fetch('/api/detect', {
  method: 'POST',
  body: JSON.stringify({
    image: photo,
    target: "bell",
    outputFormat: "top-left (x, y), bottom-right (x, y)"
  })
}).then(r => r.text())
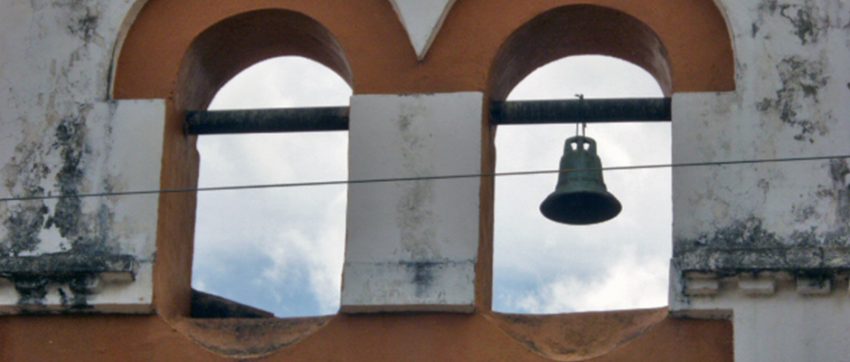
top-left (540, 136), bottom-right (622, 225)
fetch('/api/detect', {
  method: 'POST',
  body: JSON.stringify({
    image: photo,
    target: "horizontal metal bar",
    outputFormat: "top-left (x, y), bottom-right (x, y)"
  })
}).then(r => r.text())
top-left (185, 98), bottom-right (671, 135)
top-left (186, 107), bottom-right (349, 135)
top-left (491, 98), bottom-right (671, 125)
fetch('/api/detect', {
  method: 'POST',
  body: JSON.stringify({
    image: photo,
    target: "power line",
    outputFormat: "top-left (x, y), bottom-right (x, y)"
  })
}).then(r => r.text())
top-left (0, 154), bottom-right (847, 203)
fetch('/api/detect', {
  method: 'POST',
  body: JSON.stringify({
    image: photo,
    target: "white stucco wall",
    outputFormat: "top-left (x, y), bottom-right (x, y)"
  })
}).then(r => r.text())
top-left (0, 0), bottom-right (162, 313)
top-left (341, 93), bottom-right (482, 313)
top-left (671, 1), bottom-right (850, 361)
top-left (0, 0), bottom-right (849, 359)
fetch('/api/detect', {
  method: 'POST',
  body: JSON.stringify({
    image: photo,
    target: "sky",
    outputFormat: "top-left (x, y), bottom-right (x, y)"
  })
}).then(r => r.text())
top-left (193, 55), bottom-right (669, 317)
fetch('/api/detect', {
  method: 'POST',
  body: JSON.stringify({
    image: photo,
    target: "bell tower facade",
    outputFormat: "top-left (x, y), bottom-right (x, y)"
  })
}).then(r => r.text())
top-left (1, 1), bottom-right (848, 361)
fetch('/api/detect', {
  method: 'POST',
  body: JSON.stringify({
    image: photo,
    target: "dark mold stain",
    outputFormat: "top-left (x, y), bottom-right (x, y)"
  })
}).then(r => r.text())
top-left (752, 0), bottom-right (778, 38)
top-left (46, 115), bottom-right (86, 246)
top-left (829, 159), bottom-right (850, 227)
top-left (3, 202), bottom-right (49, 256)
top-left (796, 271), bottom-right (832, 286)
top-left (755, 56), bottom-right (829, 143)
top-left (675, 213), bottom-right (850, 274)
top-left (2, 111), bottom-right (124, 308)
top-left (395, 108), bottom-right (438, 261)
top-left (832, 159), bottom-right (850, 186)
top-left (759, 0), bottom-right (780, 14)
top-left (67, 9), bottom-right (98, 42)
top-left (408, 261), bottom-right (439, 297)
top-left (187, 317), bottom-right (332, 358)
top-left (0, 252), bottom-right (137, 309)
top-left (753, 0), bottom-right (828, 44)
top-left (14, 277), bottom-right (48, 306)
top-left (68, 275), bottom-right (96, 308)
top-left (43, 114), bottom-right (117, 255)
top-left (2, 142), bottom-right (52, 257)
top-left (62, 0), bottom-right (101, 43)
top-left (778, 1), bottom-right (828, 45)
top-left (675, 217), bottom-right (783, 255)
top-left (792, 204), bottom-right (818, 223)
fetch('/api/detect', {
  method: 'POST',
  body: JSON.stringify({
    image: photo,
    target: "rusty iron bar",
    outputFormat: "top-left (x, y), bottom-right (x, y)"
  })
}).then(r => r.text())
top-left (491, 97), bottom-right (671, 125)
top-left (185, 98), bottom-right (671, 135)
top-left (185, 106), bottom-right (350, 135)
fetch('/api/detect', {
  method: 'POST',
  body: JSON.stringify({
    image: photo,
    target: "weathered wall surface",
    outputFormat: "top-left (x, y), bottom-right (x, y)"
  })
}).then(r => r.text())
top-left (342, 93), bottom-right (482, 312)
top-left (0, 0), bottom-right (162, 312)
top-left (0, 0), bottom-right (847, 360)
top-left (671, 0), bottom-right (850, 360)
top-left (673, 0), bottom-right (850, 293)
top-left (673, 0), bottom-right (850, 266)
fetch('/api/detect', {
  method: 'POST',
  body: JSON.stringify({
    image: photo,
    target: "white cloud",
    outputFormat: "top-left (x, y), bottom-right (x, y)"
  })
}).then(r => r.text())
top-left (507, 250), bottom-right (669, 313)
top-left (192, 57), bottom-right (351, 316)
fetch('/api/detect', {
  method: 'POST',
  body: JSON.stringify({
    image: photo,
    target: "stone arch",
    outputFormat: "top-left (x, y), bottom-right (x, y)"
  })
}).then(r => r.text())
top-left (489, 3), bottom-right (735, 100)
top-left (112, 4), bottom-right (353, 318)
top-left (174, 10), bottom-right (352, 110)
top-left (484, 2), bottom-right (734, 312)
top-left (114, 7), bottom-right (352, 107)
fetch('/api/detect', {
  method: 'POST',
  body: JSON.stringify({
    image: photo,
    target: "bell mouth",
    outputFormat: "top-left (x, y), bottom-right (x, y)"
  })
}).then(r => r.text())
top-left (540, 191), bottom-right (622, 225)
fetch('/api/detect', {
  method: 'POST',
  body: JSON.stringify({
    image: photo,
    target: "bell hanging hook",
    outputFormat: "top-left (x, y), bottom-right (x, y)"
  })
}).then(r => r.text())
top-left (574, 94), bottom-right (588, 138)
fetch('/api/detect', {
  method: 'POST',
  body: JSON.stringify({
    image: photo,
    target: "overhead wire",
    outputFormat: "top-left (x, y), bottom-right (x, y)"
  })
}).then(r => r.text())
top-left (0, 154), bottom-right (847, 203)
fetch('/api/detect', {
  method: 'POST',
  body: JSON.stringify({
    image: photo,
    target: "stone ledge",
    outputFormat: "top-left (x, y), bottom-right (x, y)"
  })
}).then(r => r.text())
top-left (0, 252), bottom-right (137, 277)
top-left (674, 245), bottom-right (850, 272)
top-left (341, 260), bottom-right (476, 313)
top-left (681, 271), bottom-right (847, 298)
top-left (0, 252), bottom-right (138, 309)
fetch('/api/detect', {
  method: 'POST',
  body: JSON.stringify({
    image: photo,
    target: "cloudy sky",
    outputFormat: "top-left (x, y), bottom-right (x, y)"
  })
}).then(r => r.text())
top-left (193, 55), bottom-right (669, 317)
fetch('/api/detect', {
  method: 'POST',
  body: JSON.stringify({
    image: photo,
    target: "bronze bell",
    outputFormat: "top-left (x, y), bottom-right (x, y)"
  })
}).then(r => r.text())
top-left (540, 136), bottom-right (622, 225)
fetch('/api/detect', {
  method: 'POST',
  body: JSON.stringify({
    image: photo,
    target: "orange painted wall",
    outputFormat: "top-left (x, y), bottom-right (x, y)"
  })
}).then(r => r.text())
top-left (0, 309), bottom-right (732, 361)
top-left (114, 0), bottom-right (733, 99)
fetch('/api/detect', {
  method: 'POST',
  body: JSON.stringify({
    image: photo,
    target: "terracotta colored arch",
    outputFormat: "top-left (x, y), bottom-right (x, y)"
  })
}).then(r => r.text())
top-left (488, 2), bottom-right (735, 100)
top-left (174, 9), bottom-right (352, 110)
top-left (116, 7), bottom-right (352, 109)
top-left (112, 5), bottom-right (355, 318)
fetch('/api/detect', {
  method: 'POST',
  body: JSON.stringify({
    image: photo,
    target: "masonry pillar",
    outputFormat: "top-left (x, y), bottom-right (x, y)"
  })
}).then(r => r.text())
top-left (341, 93), bottom-right (483, 313)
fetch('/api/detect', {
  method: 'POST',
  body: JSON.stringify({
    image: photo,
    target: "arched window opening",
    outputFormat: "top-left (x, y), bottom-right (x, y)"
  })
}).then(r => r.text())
top-left (192, 56), bottom-right (352, 318)
top-left (493, 55), bottom-right (670, 313)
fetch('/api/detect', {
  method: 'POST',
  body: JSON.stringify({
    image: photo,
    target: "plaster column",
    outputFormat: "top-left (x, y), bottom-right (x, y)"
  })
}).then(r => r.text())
top-left (341, 93), bottom-right (483, 313)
